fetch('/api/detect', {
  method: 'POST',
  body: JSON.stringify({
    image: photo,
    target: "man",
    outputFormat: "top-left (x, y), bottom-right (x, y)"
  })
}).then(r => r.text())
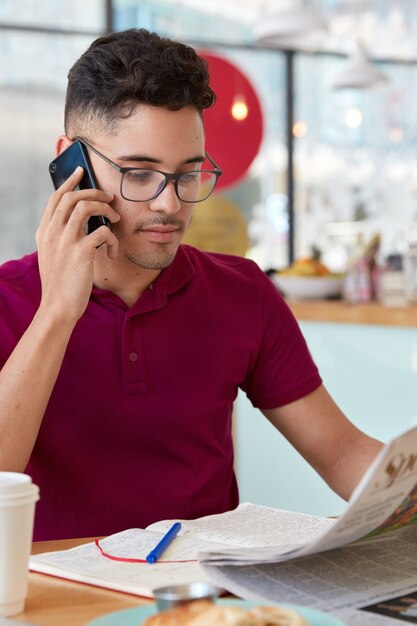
top-left (0, 29), bottom-right (382, 540)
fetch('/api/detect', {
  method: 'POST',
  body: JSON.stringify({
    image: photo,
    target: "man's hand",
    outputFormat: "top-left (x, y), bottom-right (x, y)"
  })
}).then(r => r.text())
top-left (36, 166), bottom-right (120, 324)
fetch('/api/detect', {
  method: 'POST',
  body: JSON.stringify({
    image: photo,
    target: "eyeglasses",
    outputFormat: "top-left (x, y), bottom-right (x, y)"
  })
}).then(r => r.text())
top-left (75, 138), bottom-right (222, 203)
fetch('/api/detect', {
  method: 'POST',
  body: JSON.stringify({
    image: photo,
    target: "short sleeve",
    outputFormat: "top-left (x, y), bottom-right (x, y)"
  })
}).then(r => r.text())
top-left (0, 254), bottom-right (41, 368)
top-left (241, 269), bottom-right (322, 409)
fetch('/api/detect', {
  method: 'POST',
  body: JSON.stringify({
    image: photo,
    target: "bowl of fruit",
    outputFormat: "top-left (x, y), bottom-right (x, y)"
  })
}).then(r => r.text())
top-left (272, 256), bottom-right (344, 300)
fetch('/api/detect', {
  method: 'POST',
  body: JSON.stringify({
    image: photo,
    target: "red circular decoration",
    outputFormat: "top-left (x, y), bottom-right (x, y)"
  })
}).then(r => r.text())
top-left (200, 52), bottom-right (264, 190)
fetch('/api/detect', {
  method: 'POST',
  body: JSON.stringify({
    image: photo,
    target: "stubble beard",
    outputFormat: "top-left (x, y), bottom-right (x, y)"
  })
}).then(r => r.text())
top-left (120, 215), bottom-right (192, 270)
top-left (122, 245), bottom-right (178, 270)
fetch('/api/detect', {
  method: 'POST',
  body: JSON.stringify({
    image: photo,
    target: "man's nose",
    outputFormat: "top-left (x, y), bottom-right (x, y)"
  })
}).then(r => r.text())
top-left (148, 180), bottom-right (181, 214)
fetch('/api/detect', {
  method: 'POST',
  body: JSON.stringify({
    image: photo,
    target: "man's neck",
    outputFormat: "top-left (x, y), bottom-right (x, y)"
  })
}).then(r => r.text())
top-left (93, 254), bottom-right (162, 308)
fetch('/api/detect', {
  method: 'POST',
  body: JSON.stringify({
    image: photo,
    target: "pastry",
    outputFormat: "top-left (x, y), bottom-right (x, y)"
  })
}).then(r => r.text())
top-left (143, 599), bottom-right (262, 625)
top-left (248, 605), bottom-right (309, 626)
top-left (143, 601), bottom-right (214, 626)
top-left (143, 600), bottom-right (308, 626)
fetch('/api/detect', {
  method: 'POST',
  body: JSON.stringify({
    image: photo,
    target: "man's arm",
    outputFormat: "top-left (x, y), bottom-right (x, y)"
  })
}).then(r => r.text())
top-left (0, 168), bottom-right (119, 471)
top-left (262, 384), bottom-right (383, 501)
top-left (0, 311), bottom-right (76, 471)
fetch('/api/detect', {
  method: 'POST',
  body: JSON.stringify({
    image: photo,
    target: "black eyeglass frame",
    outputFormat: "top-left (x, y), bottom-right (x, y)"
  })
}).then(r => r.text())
top-left (74, 137), bottom-right (222, 203)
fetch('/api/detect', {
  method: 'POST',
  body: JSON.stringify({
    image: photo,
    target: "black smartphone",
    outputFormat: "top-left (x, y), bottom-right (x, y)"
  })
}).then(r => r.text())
top-left (49, 140), bottom-right (111, 234)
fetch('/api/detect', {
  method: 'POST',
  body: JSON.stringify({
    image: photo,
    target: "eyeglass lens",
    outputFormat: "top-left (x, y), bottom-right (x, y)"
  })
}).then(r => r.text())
top-left (122, 169), bottom-right (218, 203)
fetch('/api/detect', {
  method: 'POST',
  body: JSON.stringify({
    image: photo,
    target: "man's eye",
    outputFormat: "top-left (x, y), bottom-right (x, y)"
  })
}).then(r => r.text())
top-left (180, 172), bottom-right (200, 184)
top-left (126, 170), bottom-right (155, 183)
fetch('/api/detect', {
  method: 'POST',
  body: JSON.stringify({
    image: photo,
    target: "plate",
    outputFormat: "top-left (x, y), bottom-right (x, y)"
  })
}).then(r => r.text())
top-left (272, 275), bottom-right (344, 300)
top-left (85, 598), bottom-right (346, 625)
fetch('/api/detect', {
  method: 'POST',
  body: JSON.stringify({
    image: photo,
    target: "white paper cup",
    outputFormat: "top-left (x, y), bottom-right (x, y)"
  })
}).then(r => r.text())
top-left (0, 472), bottom-right (39, 617)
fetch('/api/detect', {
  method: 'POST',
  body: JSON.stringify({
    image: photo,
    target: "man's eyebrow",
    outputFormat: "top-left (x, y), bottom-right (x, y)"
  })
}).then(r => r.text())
top-left (116, 154), bottom-right (206, 165)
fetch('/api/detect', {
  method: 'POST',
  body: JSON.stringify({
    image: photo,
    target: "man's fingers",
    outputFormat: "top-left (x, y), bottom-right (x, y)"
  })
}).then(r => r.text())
top-left (81, 226), bottom-right (119, 259)
top-left (38, 195), bottom-right (117, 249)
top-left (39, 167), bottom-right (115, 232)
top-left (65, 199), bottom-right (119, 231)
top-left (40, 166), bottom-right (85, 227)
top-left (54, 191), bottom-right (116, 226)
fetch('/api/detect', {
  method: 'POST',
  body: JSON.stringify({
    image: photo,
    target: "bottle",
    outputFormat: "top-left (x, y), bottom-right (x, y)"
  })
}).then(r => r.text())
top-left (404, 243), bottom-right (417, 304)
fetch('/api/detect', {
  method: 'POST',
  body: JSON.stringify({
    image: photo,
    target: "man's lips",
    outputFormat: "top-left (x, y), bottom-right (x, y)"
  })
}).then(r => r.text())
top-left (138, 223), bottom-right (183, 242)
top-left (141, 225), bottom-right (179, 233)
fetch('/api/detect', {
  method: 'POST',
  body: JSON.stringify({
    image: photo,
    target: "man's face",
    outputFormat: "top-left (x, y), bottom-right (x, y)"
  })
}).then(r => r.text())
top-left (84, 104), bottom-right (205, 270)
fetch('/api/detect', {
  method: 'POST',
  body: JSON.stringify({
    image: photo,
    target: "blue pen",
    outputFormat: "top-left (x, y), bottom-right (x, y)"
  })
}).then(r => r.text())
top-left (146, 522), bottom-right (182, 564)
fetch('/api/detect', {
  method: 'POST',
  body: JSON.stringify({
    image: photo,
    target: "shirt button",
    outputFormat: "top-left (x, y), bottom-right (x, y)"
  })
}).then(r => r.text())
top-left (129, 352), bottom-right (138, 362)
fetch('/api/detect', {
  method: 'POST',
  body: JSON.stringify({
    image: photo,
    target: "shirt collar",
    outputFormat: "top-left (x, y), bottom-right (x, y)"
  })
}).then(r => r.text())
top-left (127, 244), bottom-right (195, 316)
top-left (91, 245), bottom-right (195, 316)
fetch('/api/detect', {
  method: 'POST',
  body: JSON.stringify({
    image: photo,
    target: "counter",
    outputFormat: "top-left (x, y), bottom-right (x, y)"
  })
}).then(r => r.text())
top-left (288, 300), bottom-right (417, 327)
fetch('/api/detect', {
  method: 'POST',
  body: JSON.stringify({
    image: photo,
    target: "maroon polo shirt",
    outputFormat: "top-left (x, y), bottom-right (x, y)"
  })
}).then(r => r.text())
top-left (0, 245), bottom-right (321, 540)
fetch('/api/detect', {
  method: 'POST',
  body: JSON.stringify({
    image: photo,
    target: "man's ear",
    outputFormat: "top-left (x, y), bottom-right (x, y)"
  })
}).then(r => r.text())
top-left (55, 135), bottom-right (73, 156)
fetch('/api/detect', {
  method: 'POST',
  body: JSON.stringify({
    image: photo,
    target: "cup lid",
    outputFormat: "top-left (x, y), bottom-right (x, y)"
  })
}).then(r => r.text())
top-left (0, 472), bottom-right (33, 496)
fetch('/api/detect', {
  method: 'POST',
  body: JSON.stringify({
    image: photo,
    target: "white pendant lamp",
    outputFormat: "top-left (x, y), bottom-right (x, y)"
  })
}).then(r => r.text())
top-left (332, 40), bottom-right (388, 90)
top-left (254, 0), bottom-right (327, 46)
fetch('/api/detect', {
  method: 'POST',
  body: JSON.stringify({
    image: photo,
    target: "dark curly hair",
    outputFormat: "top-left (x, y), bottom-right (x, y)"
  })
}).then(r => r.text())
top-left (64, 28), bottom-right (216, 136)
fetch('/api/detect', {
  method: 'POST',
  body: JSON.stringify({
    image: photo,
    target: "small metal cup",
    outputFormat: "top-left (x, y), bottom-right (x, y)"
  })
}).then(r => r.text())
top-left (153, 582), bottom-right (220, 612)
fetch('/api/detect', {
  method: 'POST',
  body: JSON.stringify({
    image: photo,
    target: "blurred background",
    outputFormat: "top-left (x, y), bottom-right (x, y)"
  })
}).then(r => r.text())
top-left (3, 0), bottom-right (417, 271)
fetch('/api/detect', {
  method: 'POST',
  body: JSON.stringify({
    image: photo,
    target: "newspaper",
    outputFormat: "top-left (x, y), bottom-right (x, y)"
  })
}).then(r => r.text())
top-left (200, 424), bottom-right (417, 624)
top-left (29, 504), bottom-right (336, 597)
